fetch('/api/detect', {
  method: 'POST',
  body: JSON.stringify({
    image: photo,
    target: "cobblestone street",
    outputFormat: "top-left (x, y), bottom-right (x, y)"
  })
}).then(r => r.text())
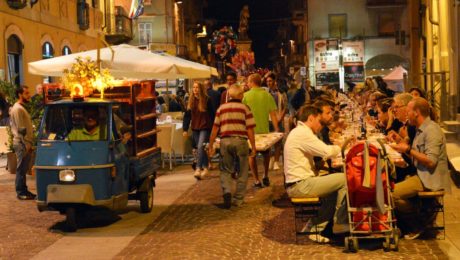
top-left (0, 165), bottom-right (64, 259)
top-left (115, 168), bottom-right (448, 259)
top-left (0, 158), bottom-right (458, 259)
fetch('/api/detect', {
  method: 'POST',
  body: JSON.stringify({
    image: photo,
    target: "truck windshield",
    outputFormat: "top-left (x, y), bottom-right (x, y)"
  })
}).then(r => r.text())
top-left (39, 104), bottom-right (108, 141)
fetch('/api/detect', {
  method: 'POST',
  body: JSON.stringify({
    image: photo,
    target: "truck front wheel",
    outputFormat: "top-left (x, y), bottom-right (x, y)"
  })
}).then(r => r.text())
top-left (65, 207), bottom-right (78, 232)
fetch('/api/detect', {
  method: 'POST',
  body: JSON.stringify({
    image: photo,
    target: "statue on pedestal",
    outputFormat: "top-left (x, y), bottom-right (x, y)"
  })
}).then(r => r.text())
top-left (238, 5), bottom-right (250, 41)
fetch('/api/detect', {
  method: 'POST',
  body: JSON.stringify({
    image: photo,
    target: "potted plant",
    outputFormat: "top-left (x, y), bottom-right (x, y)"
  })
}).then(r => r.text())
top-left (0, 80), bottom-right (17, 174)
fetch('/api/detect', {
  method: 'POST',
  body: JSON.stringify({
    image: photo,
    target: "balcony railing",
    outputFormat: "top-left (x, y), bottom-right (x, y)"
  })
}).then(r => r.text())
top-left (367, 0), bottom-right (407, 7)
top-left (105, 6), bottom-right (133, 44)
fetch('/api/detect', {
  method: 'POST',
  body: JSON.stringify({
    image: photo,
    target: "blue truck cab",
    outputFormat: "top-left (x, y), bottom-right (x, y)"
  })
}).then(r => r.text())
top-left (35, 80), bottom-right (161, 231)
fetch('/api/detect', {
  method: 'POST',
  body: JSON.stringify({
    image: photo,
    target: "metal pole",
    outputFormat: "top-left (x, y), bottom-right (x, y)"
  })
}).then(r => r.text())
top-left (441, 72), bottom-right (448, 120)
top-left (97, 32), bottom-right (101, 70)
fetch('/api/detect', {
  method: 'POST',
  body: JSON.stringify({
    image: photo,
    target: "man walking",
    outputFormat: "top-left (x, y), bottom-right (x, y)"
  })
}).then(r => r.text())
top-left (243, 73), bottom-right (278, 187)
top-left (208, 85), bottom-right (256, 208)
top-left (10, 86), bottom-right (36, 200)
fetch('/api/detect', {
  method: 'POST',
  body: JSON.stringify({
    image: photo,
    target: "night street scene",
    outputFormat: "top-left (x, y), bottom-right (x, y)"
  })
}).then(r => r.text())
top-left (2, 0), bottom-right (460, 259)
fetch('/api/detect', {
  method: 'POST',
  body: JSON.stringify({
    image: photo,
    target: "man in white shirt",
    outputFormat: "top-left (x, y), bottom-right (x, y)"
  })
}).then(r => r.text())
top-left (284, 105), bottom-right (348, 243)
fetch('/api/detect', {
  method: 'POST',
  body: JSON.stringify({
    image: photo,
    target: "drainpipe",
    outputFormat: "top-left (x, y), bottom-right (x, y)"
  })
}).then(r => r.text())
top-left (102, 0), bottom-right (107, 31)
top-left (427, 0), bottom-right (439, 26)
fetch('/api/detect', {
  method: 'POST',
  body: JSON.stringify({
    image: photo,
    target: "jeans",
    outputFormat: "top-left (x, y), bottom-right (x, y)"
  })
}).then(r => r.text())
top-left (287, 173), bottom-right (348, 232)
top-left (192, 129), bottom-right (210, 169)
top-left (14, 142), bottom-right (31, 195)
top-left (219, 137), bottom-right (249, 203)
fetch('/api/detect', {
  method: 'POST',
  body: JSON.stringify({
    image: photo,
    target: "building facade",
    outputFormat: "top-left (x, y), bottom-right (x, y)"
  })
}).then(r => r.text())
top-left (307, 0), bottom-right (411, 87)
top-left (417, 0), bottom-right (459, 121)
top-left (129, 0), bottom-right (204, 61)
top-left (0, 0), bottom-right (105, 91)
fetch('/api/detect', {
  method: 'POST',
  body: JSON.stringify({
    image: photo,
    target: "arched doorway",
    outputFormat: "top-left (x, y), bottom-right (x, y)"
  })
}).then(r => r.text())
top-left (365, 54), bottom-right (409, 77)
top-left (7, 34), bottom-right (23, 86)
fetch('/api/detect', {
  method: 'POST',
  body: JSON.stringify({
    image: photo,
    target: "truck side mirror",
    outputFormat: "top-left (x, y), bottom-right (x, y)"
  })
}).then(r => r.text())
top-left (18, 127), bottom-right (27, 136)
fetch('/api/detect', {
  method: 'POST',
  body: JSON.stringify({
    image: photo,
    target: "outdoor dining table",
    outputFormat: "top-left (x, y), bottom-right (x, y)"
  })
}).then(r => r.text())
top-left (330, 118), bottom-right (404, 168)
top-left (214, 132), bottom-right (284, 152)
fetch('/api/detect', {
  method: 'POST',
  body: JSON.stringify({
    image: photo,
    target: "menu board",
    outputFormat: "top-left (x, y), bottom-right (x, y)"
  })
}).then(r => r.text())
top-left (314, 40), bottom-right (340, 71)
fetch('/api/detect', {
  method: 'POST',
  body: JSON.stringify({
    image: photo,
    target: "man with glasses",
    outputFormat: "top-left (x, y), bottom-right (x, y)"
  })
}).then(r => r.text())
top-left (387, 93), bottom-right (418, 183)
top-left (388, 93), bottom-right (416, 145)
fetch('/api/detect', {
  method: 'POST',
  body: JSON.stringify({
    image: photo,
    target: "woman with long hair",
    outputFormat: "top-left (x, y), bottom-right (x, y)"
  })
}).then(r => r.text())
top-left (183, 81), bottom-right (214, 180)
top-left (376, 98), bottom-right (403, 134)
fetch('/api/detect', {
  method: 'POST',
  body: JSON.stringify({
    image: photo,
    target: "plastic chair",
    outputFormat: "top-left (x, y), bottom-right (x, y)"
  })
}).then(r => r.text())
top-left (157, 124), bottom-right (175, 170)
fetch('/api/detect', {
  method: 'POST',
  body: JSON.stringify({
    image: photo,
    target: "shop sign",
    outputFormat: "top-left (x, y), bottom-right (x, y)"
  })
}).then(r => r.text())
top-left (315, 72), bottom-right (340, 86)
top-left (314, 40), bottom-right (340, 72)
top-left (342, 41), bottom-right (364, 62)
top-left (342, 41), bottom-right (364, 82)
top-left (344, 62), bottom-right (365, 82)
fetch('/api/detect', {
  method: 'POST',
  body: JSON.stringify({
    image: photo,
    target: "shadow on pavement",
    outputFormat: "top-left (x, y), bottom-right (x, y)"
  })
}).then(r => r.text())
top-left (140, 203), bottom-right (232, 234)
top-left (49, 207), bottom-right (121, 233)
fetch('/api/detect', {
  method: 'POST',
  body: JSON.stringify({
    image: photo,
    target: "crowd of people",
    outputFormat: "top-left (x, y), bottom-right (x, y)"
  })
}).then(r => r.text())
top-left (177, 71), bottom-right (451, 243)
top-left (1, 71), bottom-right (451, 244)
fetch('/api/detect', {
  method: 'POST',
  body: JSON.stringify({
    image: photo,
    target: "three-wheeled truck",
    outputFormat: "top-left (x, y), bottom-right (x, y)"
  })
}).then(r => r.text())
top-left (34, 80), bottom-right (161, 231)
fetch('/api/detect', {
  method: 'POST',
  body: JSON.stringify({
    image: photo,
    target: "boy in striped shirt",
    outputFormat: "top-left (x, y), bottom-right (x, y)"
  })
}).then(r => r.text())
top-left (209, 85), bottom-right (256, 209)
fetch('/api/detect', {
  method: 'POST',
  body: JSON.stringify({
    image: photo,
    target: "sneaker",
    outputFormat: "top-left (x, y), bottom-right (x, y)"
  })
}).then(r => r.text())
top-left (200, 168), bottom-right (208, 179)
top-left (253, 182), bottom-right (263, 188)
top-left (223, 193), bottom-right (232, 209)
top-left (273, 161), bottom-right (280, 170)
top-left (404, 231), bottom-right (423, 240)
top-left (17, 192), bottom-right (36, 200)
top-left (262, 176), bottom-right (270, 187)
top-left (309, 234), bottom-right (330, 243)
top-left (193, 169), bottom-right (202, 180)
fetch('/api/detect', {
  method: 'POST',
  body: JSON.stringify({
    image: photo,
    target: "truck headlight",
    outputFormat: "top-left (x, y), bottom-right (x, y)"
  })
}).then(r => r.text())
top-left (59, 169), bottom-right (75, 182)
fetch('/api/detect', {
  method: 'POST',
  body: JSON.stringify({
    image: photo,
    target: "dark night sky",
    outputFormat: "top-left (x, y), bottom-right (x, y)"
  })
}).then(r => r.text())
top-left (203, 0), bottom-right (290, 68)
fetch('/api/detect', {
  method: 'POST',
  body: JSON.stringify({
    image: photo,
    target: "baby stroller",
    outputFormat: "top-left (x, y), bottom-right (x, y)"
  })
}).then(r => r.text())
top-left (341, 139), bottom-right (399, 252)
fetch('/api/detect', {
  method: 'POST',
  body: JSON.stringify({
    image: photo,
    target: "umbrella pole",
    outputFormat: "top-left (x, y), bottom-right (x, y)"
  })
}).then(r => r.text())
top-left (97, 32), bottom-right (101, 71)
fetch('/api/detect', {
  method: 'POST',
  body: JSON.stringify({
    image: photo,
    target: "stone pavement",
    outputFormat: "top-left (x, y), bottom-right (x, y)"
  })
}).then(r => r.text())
top-left (0, 162), bottom-right (64, 259)
top-left (1, 156), bottom-right (459, 259)
top-left (114, 166), bottom-right (454, 259)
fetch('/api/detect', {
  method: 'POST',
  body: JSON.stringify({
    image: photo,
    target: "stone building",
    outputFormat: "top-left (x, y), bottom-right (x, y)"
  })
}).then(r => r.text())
top-left (0, 0), bottom-right (108, 91)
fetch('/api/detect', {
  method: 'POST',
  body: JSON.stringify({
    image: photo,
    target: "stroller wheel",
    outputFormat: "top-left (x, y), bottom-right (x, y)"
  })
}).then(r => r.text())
top-left (383, 236), bottom-right (391, 252)
top-left (391, 231), bottom-right (400, 251)
top-left (345, 237), bottom-right (358, 253)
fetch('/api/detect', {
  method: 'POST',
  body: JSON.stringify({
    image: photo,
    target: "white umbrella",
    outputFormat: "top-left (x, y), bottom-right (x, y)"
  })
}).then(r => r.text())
top-left (28, 44), bottom-right (218, 80)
